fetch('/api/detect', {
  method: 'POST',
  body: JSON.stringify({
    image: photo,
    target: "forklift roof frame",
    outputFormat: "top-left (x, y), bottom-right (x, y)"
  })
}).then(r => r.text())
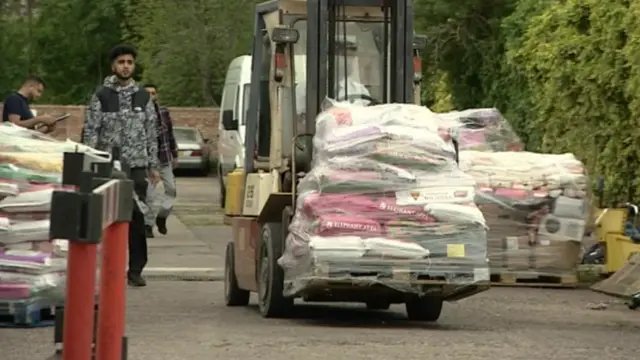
top-left (244, 0), bottom-right (415, 174)
top-left (305, 0), bottom-right (414, 132)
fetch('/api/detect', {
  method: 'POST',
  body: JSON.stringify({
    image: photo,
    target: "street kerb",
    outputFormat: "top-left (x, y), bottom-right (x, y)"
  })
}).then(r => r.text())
top-left (143, 267), bottom-right (224, 281)
top-left (144, 216), bottom-right (225, 281)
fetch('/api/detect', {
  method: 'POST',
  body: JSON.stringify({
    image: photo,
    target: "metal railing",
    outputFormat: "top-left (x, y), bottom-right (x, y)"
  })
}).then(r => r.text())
top-left (48, 147), bottom-right (133, 360)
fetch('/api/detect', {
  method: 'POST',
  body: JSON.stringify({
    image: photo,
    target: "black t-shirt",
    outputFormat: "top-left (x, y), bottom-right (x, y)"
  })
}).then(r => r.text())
top-left (2, 92), bottom-right (33, 123)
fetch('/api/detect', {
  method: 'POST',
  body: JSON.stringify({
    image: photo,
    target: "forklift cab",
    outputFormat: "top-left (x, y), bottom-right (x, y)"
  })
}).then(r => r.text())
top-left (294, 35), bottom-right (377, 121)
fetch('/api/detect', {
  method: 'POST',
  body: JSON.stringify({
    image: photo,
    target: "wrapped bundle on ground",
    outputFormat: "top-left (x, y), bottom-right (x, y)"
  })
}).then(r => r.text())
top-left (279, 101), bottom-right (489, 296)
top-left (458, 150), bottom-right (587, 283)
top-left (0, 123), bottom-right (108, 314)
top-left (0, 249), bottom-right (66, 301)
top-left (438, 108), bottom-right (523, 152)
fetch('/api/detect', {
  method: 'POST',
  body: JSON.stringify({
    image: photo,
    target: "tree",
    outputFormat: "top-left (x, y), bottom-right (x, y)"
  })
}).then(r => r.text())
top-left (32, 0), bottom-right (126, 104)
top-left (126, 0), bottom-right (258, 107)
top-left (415, 0), bottom-right (516, 110)
top-left (0, 0), bottom-right (33, 98)
top-left (511, 0), bottom-right (640, 201)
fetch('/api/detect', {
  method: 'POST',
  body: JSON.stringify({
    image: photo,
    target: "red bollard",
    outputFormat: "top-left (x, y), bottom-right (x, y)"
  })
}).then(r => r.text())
top-left (96, 222), bottom-right (129, 360)
top-left (62, 242), bottom-right (99, 360)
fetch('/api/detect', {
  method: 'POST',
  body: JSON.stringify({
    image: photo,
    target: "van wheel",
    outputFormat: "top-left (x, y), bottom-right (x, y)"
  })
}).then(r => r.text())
top-left (224, 242), bottom-right (250, 306)
top-left (405, 296), bottom-right (443, 322)
top-left (218, 165), bottom-right (226, 208)
top-left (257, 222), bottom-right (293, 318)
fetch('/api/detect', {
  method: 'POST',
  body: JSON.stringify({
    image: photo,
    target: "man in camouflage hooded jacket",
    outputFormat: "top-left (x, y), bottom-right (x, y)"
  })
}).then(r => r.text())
top-left (82, 44), bottom-right (160, 287)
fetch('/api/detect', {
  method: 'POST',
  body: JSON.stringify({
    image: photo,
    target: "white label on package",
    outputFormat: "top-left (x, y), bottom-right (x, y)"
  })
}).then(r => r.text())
top-left (505, 237), bottom-right (519, 250)
top-left (474, 267), bottom-right (490, 282)
top-left (395, 186), bottom-right (475, 206)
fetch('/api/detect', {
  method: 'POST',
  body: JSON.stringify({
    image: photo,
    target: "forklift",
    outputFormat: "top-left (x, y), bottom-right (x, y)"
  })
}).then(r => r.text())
top-left (221, 0), bottom-right (490, 321)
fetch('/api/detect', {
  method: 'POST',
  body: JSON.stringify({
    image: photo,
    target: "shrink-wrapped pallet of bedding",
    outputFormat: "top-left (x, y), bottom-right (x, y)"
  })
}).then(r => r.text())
top-left (442, 108), bottom-right (586, 285)
top-left (278, 101), bottom-right (489, 296)
top-left (458, 150), bottom-right (586, 284)
top-left (0, 123), bottom-right (107, 325)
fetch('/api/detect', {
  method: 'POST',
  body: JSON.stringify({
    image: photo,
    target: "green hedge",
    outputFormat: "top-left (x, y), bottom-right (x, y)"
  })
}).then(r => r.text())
top-left (417, 0), bottom-right (640, 203)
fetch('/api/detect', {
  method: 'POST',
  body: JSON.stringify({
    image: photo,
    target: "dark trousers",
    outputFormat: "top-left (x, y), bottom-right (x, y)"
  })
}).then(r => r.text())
top-left (128, 167), bottom-right (148, 275)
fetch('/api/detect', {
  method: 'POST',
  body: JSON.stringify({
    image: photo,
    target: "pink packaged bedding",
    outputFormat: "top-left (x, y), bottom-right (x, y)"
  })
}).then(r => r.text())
top-left (0, 249), bottom-right (64, 274)
top-left (0, 271), bottom-right (65, 299)
top-left (301, 192), bottom-right (379, 217)
top-left (317, 170), bottom-right (399, 193)
top-left (373, 197), bottom-right (437, 223)
top-left (313, 214), bottom-right (383, 237)
top-left (324, 125), bottom-right (383, 145)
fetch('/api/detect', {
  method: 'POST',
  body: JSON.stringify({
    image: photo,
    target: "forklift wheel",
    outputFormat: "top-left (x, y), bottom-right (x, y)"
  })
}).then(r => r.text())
top-left (224, 242), bottom-right (250, 306)
top-left (405, 296), bottom-right (443, 322)
top-left (366, 300), bottom-right (391, 310)
top-left (257, 222), bottom-right (294, 318)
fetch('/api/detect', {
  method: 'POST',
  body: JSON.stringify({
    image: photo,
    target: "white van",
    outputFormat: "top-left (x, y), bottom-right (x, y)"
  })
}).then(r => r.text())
top-left (217, 55), bottom-right (252, 205)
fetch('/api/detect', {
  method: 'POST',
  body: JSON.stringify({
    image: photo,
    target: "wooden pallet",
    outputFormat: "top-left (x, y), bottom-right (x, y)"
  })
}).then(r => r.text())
top-left (0, 300), bottom-right (56, 328)
top-left (490, 269), bottom-right (578, 288)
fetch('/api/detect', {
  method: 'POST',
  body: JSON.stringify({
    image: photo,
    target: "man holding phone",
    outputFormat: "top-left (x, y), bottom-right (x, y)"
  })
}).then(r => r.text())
top-left (2, 75), bottom-right (58, 133)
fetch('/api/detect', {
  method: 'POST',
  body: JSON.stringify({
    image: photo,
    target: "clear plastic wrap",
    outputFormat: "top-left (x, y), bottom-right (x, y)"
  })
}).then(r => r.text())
top-left (458, 150), bottom-right (587, 281)
top-left (279, 101), bottom-right (489, 296)
top-left (433, 108), bottom-right (586, 282)
top-left (438, 108), bottom-right (524, 152)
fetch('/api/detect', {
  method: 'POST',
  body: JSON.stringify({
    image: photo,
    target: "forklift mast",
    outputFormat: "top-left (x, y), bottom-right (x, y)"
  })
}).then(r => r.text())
top-left (304, 0), bottom-right (415, 135)
top-left (242, 0), bottom-right (419, 177)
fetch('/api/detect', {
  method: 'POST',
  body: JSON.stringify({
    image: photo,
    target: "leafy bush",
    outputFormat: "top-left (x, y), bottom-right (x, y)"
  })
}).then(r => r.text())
top-left (418, 0), bottom-right (640, 203)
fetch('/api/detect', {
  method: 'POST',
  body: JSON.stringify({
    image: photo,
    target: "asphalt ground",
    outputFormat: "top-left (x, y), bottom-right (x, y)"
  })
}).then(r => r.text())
top-left (0, 176), bottom-right (638, 360)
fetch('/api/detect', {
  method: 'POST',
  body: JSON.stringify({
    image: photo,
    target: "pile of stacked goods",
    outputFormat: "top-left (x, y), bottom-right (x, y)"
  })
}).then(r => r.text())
top-left (439, 108), bottom-right (524, 152)
top-left (444, 109), bottom-right (588, 283)
top-left (278, 101), bottom-right (489, 296)
top-left (0, 124), bottom-right (107, 326)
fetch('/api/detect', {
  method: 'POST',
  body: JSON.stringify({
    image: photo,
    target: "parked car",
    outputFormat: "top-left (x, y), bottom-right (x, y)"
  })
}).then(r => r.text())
top-left (174, 126), bottom-right (211, 175)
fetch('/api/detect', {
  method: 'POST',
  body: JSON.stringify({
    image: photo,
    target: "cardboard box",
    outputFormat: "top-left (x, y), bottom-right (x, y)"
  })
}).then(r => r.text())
top-left (504, 235), bottom-right (533, 270)
top-left (487, 236), bottom-right (505, 268)
top-left (532, 236), bottom-right (581, 271)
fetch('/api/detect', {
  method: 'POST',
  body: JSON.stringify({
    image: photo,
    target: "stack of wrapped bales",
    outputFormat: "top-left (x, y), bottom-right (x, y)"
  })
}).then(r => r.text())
top-left (278, 101), bottom-right (489, 296)
top-left (0, 124), bottom-right (106, 325)
top-left (445, 108), bottom-right (587, 283)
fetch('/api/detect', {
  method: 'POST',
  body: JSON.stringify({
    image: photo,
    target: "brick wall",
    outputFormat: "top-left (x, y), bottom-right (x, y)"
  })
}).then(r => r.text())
top-left (0, 105), bottom-right (221, 156)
